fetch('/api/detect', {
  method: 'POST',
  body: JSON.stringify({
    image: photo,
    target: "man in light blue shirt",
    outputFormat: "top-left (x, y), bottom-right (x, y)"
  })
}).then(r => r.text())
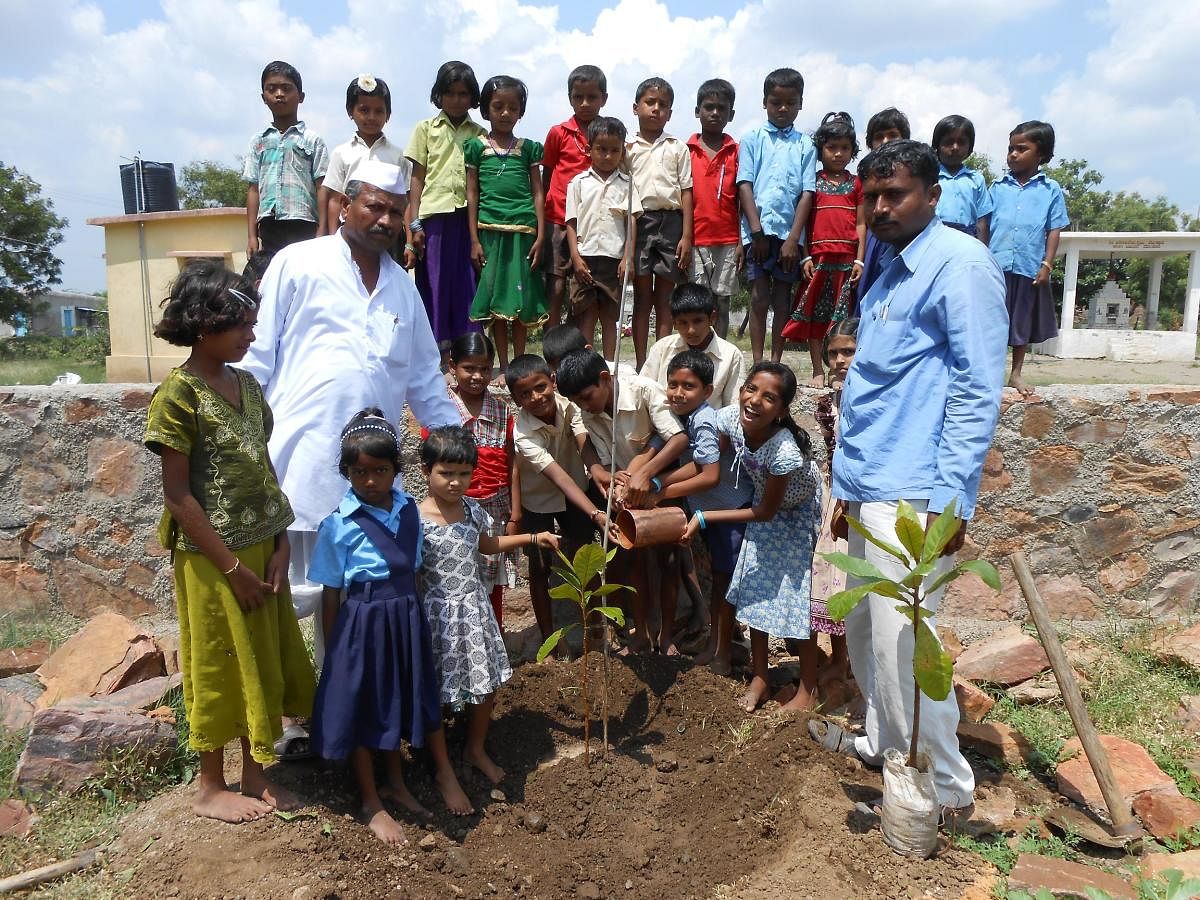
top-left (821, 140), bottom-right (1007, 823)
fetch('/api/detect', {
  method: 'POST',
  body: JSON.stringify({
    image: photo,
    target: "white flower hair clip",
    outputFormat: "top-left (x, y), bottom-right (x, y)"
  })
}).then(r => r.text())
top-left (356, 74), bottom-right (377, 93)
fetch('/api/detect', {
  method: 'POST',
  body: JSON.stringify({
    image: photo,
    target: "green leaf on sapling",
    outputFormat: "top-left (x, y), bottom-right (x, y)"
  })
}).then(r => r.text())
top-left (536, 627), bottom-right (569, 662)
top-left (820, 552), bottom-right (891, 581)
top-left (846, 516), bottom-right (910, 565)
top-left (920, 502), bottom-right (961, 565)
top-left (913, 618), bottom-right (953, 701)
top-left (894, 500), bottom-right (926, 563)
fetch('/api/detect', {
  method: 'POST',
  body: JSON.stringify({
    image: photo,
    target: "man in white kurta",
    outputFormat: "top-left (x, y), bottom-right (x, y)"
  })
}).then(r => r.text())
top-left (243, 161), bottom-right (457, 662)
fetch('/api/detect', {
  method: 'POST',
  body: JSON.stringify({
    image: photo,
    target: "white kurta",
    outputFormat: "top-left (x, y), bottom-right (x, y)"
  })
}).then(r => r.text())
top-left (243, 232), bottom-right (458, 532)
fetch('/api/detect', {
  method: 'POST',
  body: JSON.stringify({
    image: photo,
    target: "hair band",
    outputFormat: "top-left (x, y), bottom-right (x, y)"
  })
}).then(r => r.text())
top-left (342, 423), bottom-right (396, 438)
top-left (228, 288), bottom-right (258, 310)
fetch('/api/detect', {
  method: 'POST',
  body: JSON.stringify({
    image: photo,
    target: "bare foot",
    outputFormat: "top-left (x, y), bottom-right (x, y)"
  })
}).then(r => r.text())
top-left (708, 655), bottom-right (733, 678)
top-left (779, 685), bottom-right (819, 713)
top-left (659, 639), bottom-right (681, 658)
top-left (379, 782), bottom-right (433, 821)
top-left (463, 747), bottom-right (506, 784)
top-left (616, 635), bottom-right (652, 657)
top-left (1007, 374), bottom-right (1034, 398)
top-left (435, 767), bottom-right (475, 816)
top-left (241, 769), bottom-right (302, 812)
top-left (194, 785), bottom-right (272, 823)
top-left (739, 676), bottom-right (770, 712)
top-left (363, 804), bottom-right (408, 845)
top-left (806, 374), bottom-right (825, 389)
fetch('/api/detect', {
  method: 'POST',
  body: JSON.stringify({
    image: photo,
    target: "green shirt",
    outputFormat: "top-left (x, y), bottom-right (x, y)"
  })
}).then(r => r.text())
top-left (464, 136), bottom-right (543, 231)
top-left (405, 111), bottom-right (486, 216)
top-left (145, 367), bottom-right (294, 552)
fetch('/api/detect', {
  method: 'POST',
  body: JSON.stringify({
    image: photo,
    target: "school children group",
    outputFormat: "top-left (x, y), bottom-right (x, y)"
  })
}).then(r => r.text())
top-left (146, 56), bottom-right (1069, 843)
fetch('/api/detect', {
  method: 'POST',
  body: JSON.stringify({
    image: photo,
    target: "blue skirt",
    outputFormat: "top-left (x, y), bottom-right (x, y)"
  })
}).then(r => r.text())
top-left (311, 579), bottom-right (442, 759)
top-left (1005, 271), bottom-right (1058, 347)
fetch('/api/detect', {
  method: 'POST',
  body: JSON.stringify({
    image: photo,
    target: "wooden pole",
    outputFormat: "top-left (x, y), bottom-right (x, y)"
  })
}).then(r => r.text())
top-left (1009, 552), bottom-right (1139, 837)
top-left (0, 846), bottom-right (102, 894)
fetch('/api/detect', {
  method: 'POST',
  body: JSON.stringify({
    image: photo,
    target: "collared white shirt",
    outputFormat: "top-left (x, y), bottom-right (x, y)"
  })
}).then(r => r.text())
top-left (323, 133), bottom-right (410, 196)
top-left (512, 393), bottom-right (590, 514)
top-left (565, 168), bottom-right (642, 260)
top-left (640, 331), bottom-right (747, 409)
top-left (243, 233), bottom-right (459, 531)
top-left (626, 132), bottom-right (692, 211)
top-left (579, 372), bottom-right (682, 470)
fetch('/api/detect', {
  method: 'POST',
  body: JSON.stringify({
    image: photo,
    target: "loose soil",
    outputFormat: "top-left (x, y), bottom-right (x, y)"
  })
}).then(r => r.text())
top-left (102, 655), bottom-right (996, 899)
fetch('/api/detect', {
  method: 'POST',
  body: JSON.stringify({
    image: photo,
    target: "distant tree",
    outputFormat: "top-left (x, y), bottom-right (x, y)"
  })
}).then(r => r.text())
top-left (964, 152), bottom-right (998, 185)
top-left (179, 159), bottom-right (246, 209)
top-left (0, 162), bottom-right (67, 326)
top-left (1045, 158), bottom-right (1197, 327)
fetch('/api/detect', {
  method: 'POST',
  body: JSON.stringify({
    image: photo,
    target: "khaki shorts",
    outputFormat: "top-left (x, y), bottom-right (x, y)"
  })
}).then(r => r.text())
top-left (569, 255), bottom-right (621, 315)
top-left (689, 244), bottom-right (740, 296)
top-left (634, 209), bottom-right (684, 280)
top-left (544, 222), bottom-right (573, 278)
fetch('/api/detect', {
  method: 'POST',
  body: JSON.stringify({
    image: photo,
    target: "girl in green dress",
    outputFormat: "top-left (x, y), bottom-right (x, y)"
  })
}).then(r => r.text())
top-left (144, 260), bottom-right (315, 824)
top-left (465, 75), bottom-right (547, 371)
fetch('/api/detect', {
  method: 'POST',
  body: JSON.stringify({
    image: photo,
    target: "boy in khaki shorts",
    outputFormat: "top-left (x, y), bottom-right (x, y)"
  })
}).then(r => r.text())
top-left (687, 78), bottom-right (741, 338)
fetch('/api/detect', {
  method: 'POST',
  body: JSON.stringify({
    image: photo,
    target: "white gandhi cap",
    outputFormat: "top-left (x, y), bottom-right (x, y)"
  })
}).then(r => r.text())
top-left (351, 160), bottom-right (409, 195)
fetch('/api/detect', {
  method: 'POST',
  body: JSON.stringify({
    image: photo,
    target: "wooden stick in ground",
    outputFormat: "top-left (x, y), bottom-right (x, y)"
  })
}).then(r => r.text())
top-left (0, 846), bottom-right (102, 894)
top-left (1009, 551), bottom-right (1140, 838)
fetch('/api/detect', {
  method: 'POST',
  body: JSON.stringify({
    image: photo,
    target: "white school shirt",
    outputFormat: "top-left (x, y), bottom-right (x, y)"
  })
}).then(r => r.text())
top-left (242, 233), bottom-right (458, 531)
top-left (626, 132), bottom-right (692, 211)
top-left (323, 133), bottom-right (410, 196)
top-left (564, 168), bottom-right (642, 260)
top-left (640, 331), bottom-right (747, 410)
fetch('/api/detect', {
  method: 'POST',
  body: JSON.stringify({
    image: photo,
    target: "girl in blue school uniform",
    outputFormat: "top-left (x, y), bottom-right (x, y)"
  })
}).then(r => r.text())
top-left (931, 115), bottom-right (992, 244)
top-left (307, 408), bottom-right (474, 847)
top-left (988, 120), bottom-right (1069, 398)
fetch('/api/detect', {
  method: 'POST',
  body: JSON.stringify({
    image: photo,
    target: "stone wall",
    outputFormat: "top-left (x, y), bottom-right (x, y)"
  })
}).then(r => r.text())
top-left (1, 383), bottom-right (1197, 624)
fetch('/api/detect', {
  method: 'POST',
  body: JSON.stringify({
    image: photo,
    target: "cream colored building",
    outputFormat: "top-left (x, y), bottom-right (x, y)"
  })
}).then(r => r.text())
top-left (87, 208), bottom-right (247, 381)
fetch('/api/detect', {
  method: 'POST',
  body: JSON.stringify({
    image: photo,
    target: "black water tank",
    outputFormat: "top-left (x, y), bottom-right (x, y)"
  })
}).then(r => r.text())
top-left (119, 160), bottom-right (179, 214)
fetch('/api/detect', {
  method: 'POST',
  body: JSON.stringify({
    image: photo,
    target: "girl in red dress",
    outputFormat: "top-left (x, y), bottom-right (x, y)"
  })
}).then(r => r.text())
top-left (782, 112), bottom-right (867, 387)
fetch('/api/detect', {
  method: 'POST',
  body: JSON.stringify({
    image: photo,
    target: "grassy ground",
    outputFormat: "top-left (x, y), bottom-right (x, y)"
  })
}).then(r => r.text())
top-left (0, 358), bottom-right (106, 386)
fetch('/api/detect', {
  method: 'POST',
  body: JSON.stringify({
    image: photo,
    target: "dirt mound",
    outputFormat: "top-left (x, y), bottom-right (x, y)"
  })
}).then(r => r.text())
top-left (107, 657), bottom-right (990, 898)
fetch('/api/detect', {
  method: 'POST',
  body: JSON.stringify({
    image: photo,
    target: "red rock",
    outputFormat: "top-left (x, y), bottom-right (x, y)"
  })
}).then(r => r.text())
top-left (1108, 455), bottom-right (1187, 496)
top-left (0, 686), bottom-right (34, 730)
top-left (0, 640), bottom-right (49, 677)
top-left (1153, 623), bottom-right (1200, 672)
top-left (86, 436), bottom-right (145, 497)
top-left (1147, 387), bottom-right (1200, 405)
top-left (1056, 735), bottom-right (1176, 812)
top-left (1007, 674), bottom-right (1062, 705)
top-left (954, 677), bottom-right (995, 723)
top-left (72, 545), bottom-right (122, 571)
top-left (1007, 852), bottom-right (1135, 899)
top-left (16, 459), bottom-right (71, 507)
top-left (120, 388), bottom-right (153, 409)
top-left (1082, 508), bottom-right (1142, 561)
top-left (1150, 433), bottom-right (1198, 460)
top-left (956, 721), bottom-right (1032, 766)
top-left (1141, 847), bottom-right (1200, 881)
top-left (1176, 696), bottom-right (1200, 734)
top-left (155, 633), bottom-right (181, 676)
top-left (0, 561), bottom-right (49, 615)
top-left (1028, 445), bottom-right (1082, 496)
top-left (1143, 572), bottom-right (1198, 619)
top-left (109, 521), bottom-right (133, 544)
top-left (1067, 418), bottom-right (1127, 443)
top-left (64, 398), bottom-right (103, 423)
top-left (938, 625), bottom-right (964, 661)
top-left (1099, 553), bottom-right (1149, 594)
top-left (1133, 790), bottom-right (1200, 841)
top-left (36, 612), bottom-right (165, 708)
top-left (0, 799), bottom-right (35, 837)
top-left (1032, 574), bottom-right (1102, 620)
top-left (48, 558), bottom-right (155, 619)
top-left (980, 448), bottom-right (1012, 493)
top-left (102, 673), bottom-right (181, 710)
top-left (124, 562), bottom-right (157, 590)
top-left (67, 515), bottom-right (100, 537)
top-left (1148, 517), bottom-right (1200, 540)
top-left (1020, 403), bottom-right (1056, 438)
top-left (13, 700), bottom-right (177, 796)
top-left (955, 625), bottom-right (1050, 686)
top-left (942, 565), bottom-right (1023, 621)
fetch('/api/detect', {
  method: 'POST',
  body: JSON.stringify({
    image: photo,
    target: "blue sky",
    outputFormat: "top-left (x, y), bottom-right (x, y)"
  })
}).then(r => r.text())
top-left (0, 0), bottom-right (1195, 293)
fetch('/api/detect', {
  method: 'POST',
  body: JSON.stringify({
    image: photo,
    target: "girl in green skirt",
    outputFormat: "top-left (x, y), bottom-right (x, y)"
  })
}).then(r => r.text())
top-left (145, 260), bottom-right (315, 823)
top-left (465, 75), bottom-right (547, 371)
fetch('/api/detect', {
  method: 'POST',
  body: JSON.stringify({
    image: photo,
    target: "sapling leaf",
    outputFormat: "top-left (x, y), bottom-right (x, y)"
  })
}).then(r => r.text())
top-left (593, 606), bottom-right (626, 626)
top-left (913, 617), bottom-right (953, 701)
top-left (827, 580), bottom-right (891, 620)
top-left (572, 543), bottom-right (608, 587)
top-left (846, 516), bottom-right (910, 564)
top-left (893, 604), bottom-right (916, 623)
top-left (605, 547), bottom-right (619, 563)
top-left (900, 558), bottom-right (936, 589)
top-left (536, 627), bottom-right (570, 662)
top-left (550, 565), bottom-right (582, 591)
top-left (958, 558), bottom-right (1001, 590)
top-left (819, 552), bottom-right (891, 581)
top-left (894, 500), bottom-right (926, 563)
top-left (920, 502), bottom-right (961, 564)
top-left (548, 584), bottom-right (579, 601)
top-left (590, 583), bottom-right (627, 597)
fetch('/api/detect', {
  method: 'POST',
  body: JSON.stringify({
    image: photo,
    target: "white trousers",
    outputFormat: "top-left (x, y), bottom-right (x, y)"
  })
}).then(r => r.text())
top-left (288, 528), bottom-right (326, 668)
top-left (843, 500), bottom-right (975, 808)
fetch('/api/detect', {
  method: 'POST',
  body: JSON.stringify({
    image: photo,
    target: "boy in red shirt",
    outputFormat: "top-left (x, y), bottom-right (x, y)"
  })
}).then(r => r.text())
top-left (686, 79), bottom-right (741, 338)
top-left (542, 65), bottom-right (609, 328)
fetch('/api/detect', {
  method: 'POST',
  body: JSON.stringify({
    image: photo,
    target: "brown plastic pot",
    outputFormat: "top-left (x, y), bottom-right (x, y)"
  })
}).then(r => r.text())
top-left (615, 506), bottom-right (687, 549)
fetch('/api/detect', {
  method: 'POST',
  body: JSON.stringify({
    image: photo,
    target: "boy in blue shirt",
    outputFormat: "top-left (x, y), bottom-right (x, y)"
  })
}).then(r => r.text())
top-left (737, 68), bottom-right (816, 364)
top-left (243, 61), bottom-right (329, 257)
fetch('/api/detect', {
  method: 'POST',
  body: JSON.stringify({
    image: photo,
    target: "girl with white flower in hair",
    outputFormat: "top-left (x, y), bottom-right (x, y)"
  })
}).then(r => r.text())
top-left (319, 73), bottom-right (411, 234)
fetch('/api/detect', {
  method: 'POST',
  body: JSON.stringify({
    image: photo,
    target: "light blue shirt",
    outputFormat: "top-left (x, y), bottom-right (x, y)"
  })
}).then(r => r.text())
top-left (987, 170), bottom-right (1069, 278)
top-left (736, 122), bottom-right (817, 243)
top-left (832, 218), bottom-right (1007, 519)
top-left (307, 487), bottom-right (423, 589)
top-left (935, 165), bottom-right (993, 228)
top-left (680, 402), bottom-right (754, 513)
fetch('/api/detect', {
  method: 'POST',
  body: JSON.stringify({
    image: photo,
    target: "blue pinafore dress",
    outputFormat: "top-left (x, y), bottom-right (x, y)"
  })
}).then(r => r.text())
top-left (311, 503), bottom-right (442, 759)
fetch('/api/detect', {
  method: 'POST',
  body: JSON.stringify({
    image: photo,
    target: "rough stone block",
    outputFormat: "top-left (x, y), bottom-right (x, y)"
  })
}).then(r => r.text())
top-left (102, 672), bottom-right (181, 710)
top-left (49, 558), bottom-right (156, 619)
top-left (1082, 508), bottom-right (1142, 561)
top-left (1007, 853), bottom-right (1135, 899)
top-left (0, 641), bottom-right (48, 677)
top-left (0, 687), bottom-right (34, 730)
top-left (1152, 623), bottom-right (1200, 672)
top-left (955, 625), bottom-right (1050, 685)
top-left (1056, 735), bottom-right (1176, 812)
top-left (1028, 445), bottom-right (1082, 496)
top-left (1099, 553), bottom-right (1149, 594)
top-left (1176, 696), bottom-right (1200, 734)
top-left (1066, 418), bottom-right (1127, 443)
top-left (954, 677), bottom-right (995, 723)
top-left (0, 561), bottom-right (49, 615)
top-left (86, 436), bottom-right (145, 498)
top-left (36, 612), bottom-right (165, 708)
top-left (1006, 673), bottom-right (1062, 705)
top-left (1142, 572), bottom-right (1198, 619)
top-left (1133, 790), bottom-right (1200, 841)
top-left (1031, 574), bottom-right (1103, 620)
top-left (1020, 403), bottom-right (1056, 438)
top-left (1141, 847), bottom-right (1200, 882)
top-left (980, 448), bottom-right (1012, 494)
top-left (1108, 455), bottom-right (1187, 496)
top-left (1152, 534), bottom-right (1198, 564)
top-left (956, 721), bottom-right (1032, 766)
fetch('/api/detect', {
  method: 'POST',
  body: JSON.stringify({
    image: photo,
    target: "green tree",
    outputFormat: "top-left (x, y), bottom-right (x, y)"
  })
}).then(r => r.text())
top-left (964, 151), bottom-right (998, 185)
top-left (0, 162), bottom-right (68, 326)
top-left (1045, 159), bottom-right (1196, 328)
top-left (179, 159), bottom-right (246, 209)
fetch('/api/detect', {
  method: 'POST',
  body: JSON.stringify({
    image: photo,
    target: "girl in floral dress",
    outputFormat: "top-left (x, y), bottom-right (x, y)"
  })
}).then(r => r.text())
top-left (417, 426), bottom-right (559, 784)
top-left (681, 363), bottom-right (822, 713)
